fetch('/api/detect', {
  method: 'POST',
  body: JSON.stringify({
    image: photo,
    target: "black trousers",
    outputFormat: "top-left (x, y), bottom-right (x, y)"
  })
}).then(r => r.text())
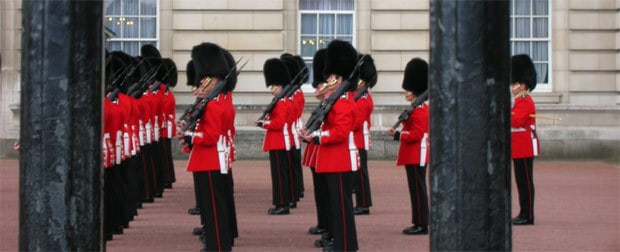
top-left (195, 171), bottom-right (232, 251)
top-left (162, 138), bottom-right (176, 184)
top-left (405, 164), bottom-right (429, 226)
top-left (311, 168), bottom-right (331, 233)
top-left (222, 171), bottom-right (238, 240)
top-left (292, 148), bottom-right (304, 200)
top-left (325, 172), bottom-right (358, 251)
top-left (269, 150), bottom-right (291, 206)
top-left (352, 149), bottom-right (372, 208)
top-left (513, 157), bottom-right (535, 221)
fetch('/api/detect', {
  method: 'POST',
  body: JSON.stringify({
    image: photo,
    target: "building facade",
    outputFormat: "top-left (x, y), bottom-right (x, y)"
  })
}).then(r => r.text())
top-left (1, 0), bottom-right (619, 161)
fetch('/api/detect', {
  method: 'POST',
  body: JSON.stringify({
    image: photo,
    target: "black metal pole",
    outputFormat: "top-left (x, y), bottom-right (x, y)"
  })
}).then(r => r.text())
top-left (429, 0), bottom-right (511, 250)
top-left (20, 0), bottom-right (104, 250)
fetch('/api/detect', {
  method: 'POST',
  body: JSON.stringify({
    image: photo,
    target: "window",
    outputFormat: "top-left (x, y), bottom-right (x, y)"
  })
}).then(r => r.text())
top-left (511, 0), bottom-right (551, 92)
top-left (299, 0), bottom-right (355, 84)
top-left (104, 0), bottom-right (158, 56)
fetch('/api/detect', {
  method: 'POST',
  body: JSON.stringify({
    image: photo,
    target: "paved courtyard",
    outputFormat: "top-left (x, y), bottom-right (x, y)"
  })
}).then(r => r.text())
top-left (1, 159), bottom-right (618, 251)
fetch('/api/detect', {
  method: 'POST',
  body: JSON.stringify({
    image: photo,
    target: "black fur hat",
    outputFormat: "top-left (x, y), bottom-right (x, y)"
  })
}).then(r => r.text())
top-left (186, 60), bottom-right (197, 87)
top-left (105, 52), bottom-right (128, 90)
top-left (311, 49), bottom-right (327, 88)
top-left (280, 53), bottom-right (308, 83)
top-left (402, 58), bottom-right (428, 95)
top-left (162, 58), bottom-right (177, 87)
top-left (191, 42), bottom-right (229, 81)
top-left (263, 58), bottom-right (291, 87)
top-left (359, 54), bottom-right (377, 88)
top-left (222, 49), bottom-right (237, 92)
top-left (510, 54), bottom-right (537, 91)
top-left (324, 40), bottom-right (359, 92)
top-left (145, 57), bottom-right (167, 83)
top-left (141, 44), bottom-right (161, 58)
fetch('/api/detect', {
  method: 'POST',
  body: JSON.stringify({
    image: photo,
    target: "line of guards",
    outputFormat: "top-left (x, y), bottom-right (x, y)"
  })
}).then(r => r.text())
top-left (103, 40), bottom-right (539, 251)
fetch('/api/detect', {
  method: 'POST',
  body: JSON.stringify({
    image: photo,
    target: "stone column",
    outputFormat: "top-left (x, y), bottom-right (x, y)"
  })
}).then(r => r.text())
top-left (19, 0), bottom-right (103, 250)
top-left (429, 0), bottom-right (512, 250)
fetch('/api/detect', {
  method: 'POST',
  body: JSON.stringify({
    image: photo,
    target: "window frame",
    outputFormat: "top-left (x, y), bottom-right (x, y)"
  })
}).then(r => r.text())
top-left (510, 0), bottom-right (552, 93)
top-left (104, 0), bottom-right (160, 56)
top-left (297, 1), bottom-right (356, 86)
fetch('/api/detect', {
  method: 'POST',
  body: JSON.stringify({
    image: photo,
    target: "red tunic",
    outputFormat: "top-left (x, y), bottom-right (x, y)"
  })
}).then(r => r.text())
top-left (261, 98), bottom-right (290, 151)
top-left (315, 93), bottom-right (358, 173)
top-left (186, 97), bottom-right (225, 172)
top-left (221, 92), bottom-right (236, 168)
top-left (291, 90), bottom-right (305, 149)
top-left (161, 87), bottom-right (176, 139)
top-left (302, 141), bottom-right (318, 168)
top-left (103, 98), bottom-right (126, 168)
top-left (353, 91), bottom-right (373, 150)
top-left (511, 94), bottom-right (539, 159)
top-left (396, 103), bottom-right (430, 166)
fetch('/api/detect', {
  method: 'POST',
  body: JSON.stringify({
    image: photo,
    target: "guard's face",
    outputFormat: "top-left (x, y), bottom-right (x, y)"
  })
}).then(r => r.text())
top-left (193, 76), bottom-right (215, 98)
top-left (405, 91), bottom-right (415, 102)
top-left (270, 85), bottom-right (282, 96)
top-left (511, 82), bottom-right (525, 96)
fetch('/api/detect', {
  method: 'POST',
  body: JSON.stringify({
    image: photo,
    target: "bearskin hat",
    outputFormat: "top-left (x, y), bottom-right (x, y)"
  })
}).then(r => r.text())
top-left (191, 42), bottom-right (230, 82)
top-left (359, 54), bottom-right (377, 88)
top-left (144, 57), bottom-right (168, 83)
top-left (510, 54), bottom-right (537, 91)
top-left (311, 49), bottom-right (327, 88)
top-left (263, 58), bottom-right (291, 87)
top-left (402, 58), bottom-right (428, 96)
top-left (280, 53), bottom-right (309, 84)
top-left (105, 52), bottom-right (128, 90)
top-left (186, 60), bottom-right (197, 87)
top-left (162, 58), bottom-right (177, 87)
top-left (222, 49), bottom-right (237, 92)
top-left (324, 40), bottom-right (359, 92)
top-left (141, 44), bottom-right (161, 58)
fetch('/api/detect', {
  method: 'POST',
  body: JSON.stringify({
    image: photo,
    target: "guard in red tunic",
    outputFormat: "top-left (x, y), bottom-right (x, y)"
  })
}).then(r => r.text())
top-left (510, 54), bottom-right (539, 226)
top-left (303, 49), bottom-right (331, 240)
top-left (183, 42), bottom-right (232, 252)
top-left (352, 54), bottom-right (376, 215)
top-left (301, 40), bottom-right (359, 251)
top-left (257, 58), bottom-right (293, 215)
top-left (161, 58), bottom-right (177, 188)
top-left (387, 58), bottom-right (430, 235)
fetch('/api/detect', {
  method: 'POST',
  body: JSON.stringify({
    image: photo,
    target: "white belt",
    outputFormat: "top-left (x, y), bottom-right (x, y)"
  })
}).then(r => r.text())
top-left (511, 127), bottom-right (526, 132)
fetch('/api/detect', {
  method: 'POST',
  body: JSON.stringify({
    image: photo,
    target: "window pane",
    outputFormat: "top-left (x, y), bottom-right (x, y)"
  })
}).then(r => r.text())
top-left (319, 14), bottom-right (335, 35)
top-left (107, 41), bottom-right (122, 52)
top-left (534, 63), bottom-right (548, 83)
top-left (318, 36), bottom-right (334, 49)
top-left (299, 0), bottom-right (354, 10)
top-left (123, 0), bottom-right (139, 15)
top-left (515, 18), bottom-right (530, 38)
top-left (140, 0), bottom-right (157, 15)
top-left (532, 42), bottom-right (548, 61)
top-left (336, 14), bottom-right (353, 35)
top-left (512, 41), bottom-right (530, 55)
top-left (140, 17), bottom-right (156, 38)
top-left (122, 17), bottom-right (139, 38)
top-left (514, 0), bottom-right (530, 15)
top-left (123, 41), bottom-right (140, 56)
top-left (105, 0), bottom-right (121, 15)
top-left (335, 36), bottom-right (353, 44)
top-left (300, 36), bottom-right (317, 58)
top-left (104, 17), bottom-right (121, 36)
top-left (533, 0), bottom-right (548, 15)
top-left (533, 18), bottom-right (548, 38)
top-left (301, 14), bottom-right (317, 34)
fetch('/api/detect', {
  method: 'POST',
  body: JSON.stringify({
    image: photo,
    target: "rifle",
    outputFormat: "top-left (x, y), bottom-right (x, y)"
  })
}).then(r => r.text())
top-left (179, 58), bottom-right (244, 123)
top-left (304, 55), bottom-right (367, 133)
top-left (391, 89), bottom-right (428, 129)
top-left (256, 69), bottom-right (309, 122)
top-left (128, 63), bottom-right (162, 97)
top-left (180, 59), bottom-right (247, 132)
